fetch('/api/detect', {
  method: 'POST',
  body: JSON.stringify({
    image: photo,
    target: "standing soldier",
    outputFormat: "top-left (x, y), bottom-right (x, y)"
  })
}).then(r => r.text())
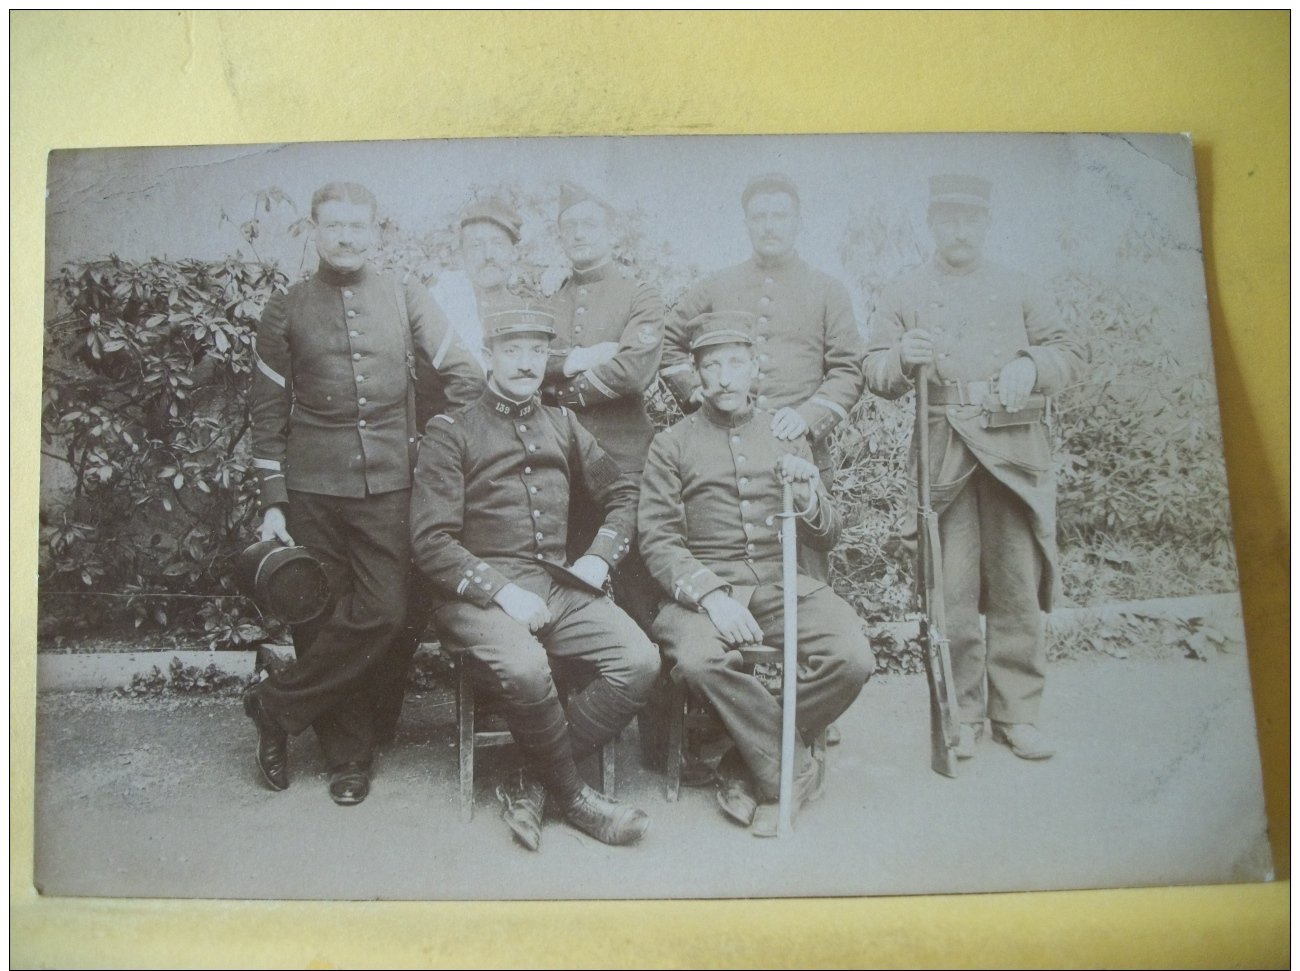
top-left (659, 174), bottom-right (865, 582)
top-left (543, 185), bottom-right (667, 629)
top-left (430, 197), bottom-right (525, 371)
top-left (864, 175), bottom-right (1087, 761)
top-left (242, 181), bottom-right (484, 805)
top-left (412, 303), bottom-right (658, 851)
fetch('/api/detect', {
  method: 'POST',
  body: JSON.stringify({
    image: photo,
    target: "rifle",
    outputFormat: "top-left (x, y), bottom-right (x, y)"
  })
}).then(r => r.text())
top-left (915, 368), bottom-right (961, 778)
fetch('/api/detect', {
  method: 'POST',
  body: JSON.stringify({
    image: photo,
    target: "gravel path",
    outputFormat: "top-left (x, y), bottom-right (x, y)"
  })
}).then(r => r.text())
top-left (33, 653), bottom-right (1271, 901)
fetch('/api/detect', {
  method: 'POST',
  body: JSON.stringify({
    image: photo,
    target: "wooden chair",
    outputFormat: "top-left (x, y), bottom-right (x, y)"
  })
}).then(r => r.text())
top-left (655, 644), bottom-right (826, 802)
top-left (443, 641), bottom-right (616, 822)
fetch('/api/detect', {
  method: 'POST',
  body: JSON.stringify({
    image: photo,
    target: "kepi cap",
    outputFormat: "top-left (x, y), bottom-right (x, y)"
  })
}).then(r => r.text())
top-left (459, 197), bottom-right (522, 243)
top-left (928, 175), bottom-right (992, 210)
top-left (481, 302), bottom-right (557, 341)
top-left (742, 173), bottom-right (800, 210)
top-left (688, 310), bottom-right (757, 352)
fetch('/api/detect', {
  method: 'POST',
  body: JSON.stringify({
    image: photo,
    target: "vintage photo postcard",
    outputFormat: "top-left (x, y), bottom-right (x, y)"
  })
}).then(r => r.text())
top-left (34, 132), bottom-right (1271, 900)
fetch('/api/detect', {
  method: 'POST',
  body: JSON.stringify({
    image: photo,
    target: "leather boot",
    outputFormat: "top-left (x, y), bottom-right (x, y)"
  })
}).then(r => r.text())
top-left (559, 784), bottom-right (650, 846)
top-left (242, 684), bottom-right (289, 791)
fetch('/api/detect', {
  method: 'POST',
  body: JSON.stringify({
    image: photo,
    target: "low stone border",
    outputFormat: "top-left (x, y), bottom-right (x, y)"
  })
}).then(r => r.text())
top-left (34, 593), bottom-right (1244, 692)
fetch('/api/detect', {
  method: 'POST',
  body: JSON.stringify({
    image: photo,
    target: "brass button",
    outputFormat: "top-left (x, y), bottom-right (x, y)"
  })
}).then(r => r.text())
top-left (355, 375), bottom-right (364, 383)
top-left (358, 397), bottom-right (367, 405)
top-left (346, 310), bottom-right (356, 318)
top-left (576, 307), bottom-right (586, 315)
top-left (358, 420), bottom-right (367, 428)
top-left (352, 352), bottom-right (361, 361)
top-left (349, 330), bottom-right (359, 338)
top-left (343, 289), bottom-right (353, 297)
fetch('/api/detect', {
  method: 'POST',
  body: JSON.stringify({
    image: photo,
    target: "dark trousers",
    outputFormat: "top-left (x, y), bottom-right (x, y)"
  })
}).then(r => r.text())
top-left (258, 489), bottom-right (413, 769)
top-left (435, 579), bottom-right (659, 798)
top-left (653, 584), bottom-right (874, 800)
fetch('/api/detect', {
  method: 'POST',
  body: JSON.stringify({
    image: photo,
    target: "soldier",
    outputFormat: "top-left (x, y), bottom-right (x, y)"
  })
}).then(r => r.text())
top-left (429, 197), bottom-right (525, 370)
top-left (242, 181), bottom-right (484, 805)
top-left (542, 184), bottom-right (667, 629)
top-left (659, 173), bottom-right (865, 583)
top-left (411, 303), bottom-right (658, 851)
top-left (640, 311), bottom-right (875, 836)
top-left (864, 175), bottom-right (1087, 761)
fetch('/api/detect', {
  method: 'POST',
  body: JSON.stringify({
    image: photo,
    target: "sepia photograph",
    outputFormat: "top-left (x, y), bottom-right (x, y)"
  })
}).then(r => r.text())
top-left (33, 132), bottom-right (1270, 901)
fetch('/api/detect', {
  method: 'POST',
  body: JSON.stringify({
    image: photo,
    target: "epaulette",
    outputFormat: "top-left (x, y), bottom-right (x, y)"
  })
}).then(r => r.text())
top-left (434, 414), bottom-right (455, 424)
top-left (559, 406), bottom-right (569, 417)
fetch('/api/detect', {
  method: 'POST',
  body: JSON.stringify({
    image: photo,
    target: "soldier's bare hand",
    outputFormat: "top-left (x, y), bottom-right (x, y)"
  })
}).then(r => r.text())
top-left (688, 386), bottom-right (705, 407)
top-left (563, 341), bottom-right (621, 376)
top-left (997, 356), bottom-right (1037, 412)
top-left (493, 583), bottom-right (552, 632)
top-left (569, 554), bottom-right (610, 591)
top-left (777, 453), bottom-right (820, 508)
top-left (701, 590), bottom-right (764, 646)
top-left (899, 329), bottom-right (935, 372)
top-left (770, 407), bottom-right (809, 441)
top-left (259, 507), bottom-right (294, 546)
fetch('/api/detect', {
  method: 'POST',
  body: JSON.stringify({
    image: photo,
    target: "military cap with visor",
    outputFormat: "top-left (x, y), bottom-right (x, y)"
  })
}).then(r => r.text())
top-left (688, 310), bottom-right (758, 352)
top-left (459, 197), bottom-right (523, 243)
top-left (481, 302), bottom-right (557, 341)
top-left (928, 174), bottom-right (992, 211)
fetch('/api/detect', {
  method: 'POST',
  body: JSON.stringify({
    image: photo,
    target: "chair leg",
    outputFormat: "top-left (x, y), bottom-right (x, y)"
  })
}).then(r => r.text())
top-left (665, 678), bottom-right (685, 803)
top-left (457, 660), bottom-right (475, 823)
top-left (599, 737), bottom-right (616, 797)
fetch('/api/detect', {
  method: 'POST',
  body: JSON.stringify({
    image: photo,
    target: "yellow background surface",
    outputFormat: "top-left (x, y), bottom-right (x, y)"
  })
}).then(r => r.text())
top-left (10, 12), bottom-right (1289, 968)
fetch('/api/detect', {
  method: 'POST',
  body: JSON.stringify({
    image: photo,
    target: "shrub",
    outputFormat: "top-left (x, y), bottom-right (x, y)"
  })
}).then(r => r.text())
top-left (40, 257), bottom-right (286, 637)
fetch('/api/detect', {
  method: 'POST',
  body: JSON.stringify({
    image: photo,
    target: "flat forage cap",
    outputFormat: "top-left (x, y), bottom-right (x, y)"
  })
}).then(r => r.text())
top-left (481, 302), bottom-right (557, 341)
top-left (557, 183), bottom-right (609, 220)
top-left (928, 174), bottom-right (992, 210)
top-left (688, 310), bottom-right (758, 352)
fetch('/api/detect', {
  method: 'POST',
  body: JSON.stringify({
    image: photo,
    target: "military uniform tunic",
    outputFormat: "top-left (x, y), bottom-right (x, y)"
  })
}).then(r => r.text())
top-left (865, 256), bottom-right (1087, 725)
top-left (542, 259), bottom-right (667, 629)
top-left (660, 254), bottom-right (865, 474)
top-left (543, 259), bottom-right (666, 474)
top-left (248, 261), bottom-right (484, 768)
top-left (639, 402), bottom-right (874, 797)
top-left (411, 386), bottom-right (658, 765)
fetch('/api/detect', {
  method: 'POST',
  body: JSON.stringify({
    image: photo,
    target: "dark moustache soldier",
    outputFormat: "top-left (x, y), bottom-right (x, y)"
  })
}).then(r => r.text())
top-left (543, 184), bottom-right (667, 629)
top-left (411, 303), bottom-right (657, 851)
top-left (659, 174), bottom-right (865, 582)
top-left (242, 181), bottom-right (484, 805)
top-left (864, 175), bottom-right (1087, 761)
top-left (640, 311), bottom-right (875, 836)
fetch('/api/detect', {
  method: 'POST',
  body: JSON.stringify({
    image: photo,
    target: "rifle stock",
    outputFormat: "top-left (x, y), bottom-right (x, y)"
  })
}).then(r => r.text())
top-left (915, 368), bottom-right (961, 778)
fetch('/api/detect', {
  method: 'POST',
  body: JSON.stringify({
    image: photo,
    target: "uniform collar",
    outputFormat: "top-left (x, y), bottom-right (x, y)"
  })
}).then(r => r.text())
top-left (701, 398), bottom-right (756, 429)
top-left (570, 258), bottom-right (613, 286)
top-left (482, 384), bottom-right (539, 420)
top-left (932, 253), bottom-right (985, 277)
top-left (316, 260), bottom-right (370, 288)
top-left (751, 251), bottom-right (800, 273)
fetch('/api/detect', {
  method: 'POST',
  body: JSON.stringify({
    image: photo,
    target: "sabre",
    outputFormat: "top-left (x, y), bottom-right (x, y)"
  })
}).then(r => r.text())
top-left (778, 479), bottom-right (799, 837)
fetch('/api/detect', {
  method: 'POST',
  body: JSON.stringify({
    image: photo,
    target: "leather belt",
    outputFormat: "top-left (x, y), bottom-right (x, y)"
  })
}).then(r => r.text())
top-left (928, 380), bottom-right (995, 406)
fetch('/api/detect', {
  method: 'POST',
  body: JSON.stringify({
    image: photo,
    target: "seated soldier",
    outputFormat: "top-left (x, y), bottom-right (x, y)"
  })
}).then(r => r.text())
top-left (639, 310), bottom-right (875, 836)
top-left (411, 303), bottom-right (658, 851)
